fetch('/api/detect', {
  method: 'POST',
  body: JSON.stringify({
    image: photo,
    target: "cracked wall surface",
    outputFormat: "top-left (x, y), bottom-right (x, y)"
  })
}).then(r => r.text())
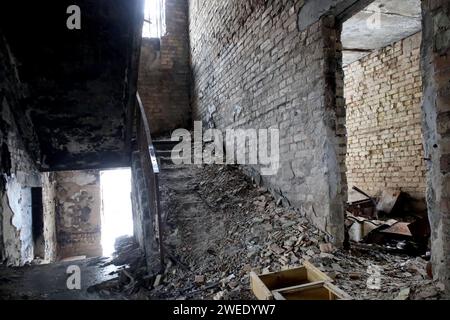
top-left (1, 0), bottom-right (143, 263)
top-left (54, 170), bottom-right (102, 259)
top-left (0, 34), bottom-right (42, 266)
top-left (42, 173), bottom-right (57, 263)
top-left (421, 0), bottom-right (450, 296)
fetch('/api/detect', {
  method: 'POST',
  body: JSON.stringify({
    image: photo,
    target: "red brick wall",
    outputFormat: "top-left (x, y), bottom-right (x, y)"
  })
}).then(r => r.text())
top-left (138, 0), bottom-right (191, 135)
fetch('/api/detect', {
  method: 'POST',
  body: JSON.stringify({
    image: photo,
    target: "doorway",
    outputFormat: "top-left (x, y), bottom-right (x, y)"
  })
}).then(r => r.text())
top-left (31, 187), bottom-right (44, 259)
top-left (100, 168), bottom-right (134, 256)
top-left (338, 0), bottom-right (430, 253)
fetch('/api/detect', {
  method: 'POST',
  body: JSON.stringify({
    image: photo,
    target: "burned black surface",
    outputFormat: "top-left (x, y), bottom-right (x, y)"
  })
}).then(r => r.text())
top-left (0, 1), bottom-right (143, 170)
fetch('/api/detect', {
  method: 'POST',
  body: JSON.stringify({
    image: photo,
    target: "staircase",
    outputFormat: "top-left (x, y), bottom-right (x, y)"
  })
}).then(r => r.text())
top-left (153, 140), bottom-right (181, 167)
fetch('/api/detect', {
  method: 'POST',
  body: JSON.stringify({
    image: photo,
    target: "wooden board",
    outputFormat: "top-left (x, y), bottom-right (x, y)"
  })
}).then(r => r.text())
top-left (303, 261), bottom-right (333, 282)
top-left (250, 262), bottom-right (335, 300)
top-left (278, 286), bottom-right (332, 300)
top-left (250, 271), bottom-right (274, 300)
top-left (324, 282), bottom-right (353, 300)
top-left (272, 281), bottom-right (353, 300)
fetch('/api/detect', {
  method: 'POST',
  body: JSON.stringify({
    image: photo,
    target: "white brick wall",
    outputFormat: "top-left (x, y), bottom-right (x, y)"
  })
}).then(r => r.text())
top-left (344, 32), bottom-right (426, 200)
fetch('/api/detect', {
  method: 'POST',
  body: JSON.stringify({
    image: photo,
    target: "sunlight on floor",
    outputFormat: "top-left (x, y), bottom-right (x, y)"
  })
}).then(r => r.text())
top-left (100, 168), bottom-right (133, 257)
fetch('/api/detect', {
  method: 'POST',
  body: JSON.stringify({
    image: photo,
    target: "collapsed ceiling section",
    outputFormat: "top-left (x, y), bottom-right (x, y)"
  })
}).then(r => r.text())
top-left (0, 0), bottom-right (143, 171)
top-left (342, 0), bottom-right (422, 65)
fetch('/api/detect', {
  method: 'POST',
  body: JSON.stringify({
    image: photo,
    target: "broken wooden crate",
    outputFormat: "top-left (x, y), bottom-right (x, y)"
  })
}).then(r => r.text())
top-left (250, 261), bottom-right (352, 300)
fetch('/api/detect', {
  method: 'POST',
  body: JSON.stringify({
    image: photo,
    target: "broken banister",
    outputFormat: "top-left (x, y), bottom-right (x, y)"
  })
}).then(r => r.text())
top-left (136, 92), bottom-right (164, 272)
top-left (136, 93), bottom-right (160, 174)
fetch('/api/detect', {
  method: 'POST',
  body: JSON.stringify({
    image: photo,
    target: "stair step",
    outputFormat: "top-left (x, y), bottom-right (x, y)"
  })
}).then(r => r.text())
top-left (156, 150), bottom-right (173, 157)
top-left (153, 140), bottom-right (179, 151)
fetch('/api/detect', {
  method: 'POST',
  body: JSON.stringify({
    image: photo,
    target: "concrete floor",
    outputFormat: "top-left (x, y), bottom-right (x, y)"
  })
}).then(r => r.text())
top-left (0, 257), bottom-right (121, 300)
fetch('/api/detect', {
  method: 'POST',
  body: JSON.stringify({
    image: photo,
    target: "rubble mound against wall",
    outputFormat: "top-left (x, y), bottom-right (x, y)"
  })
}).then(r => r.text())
top-left (94, 164), bottom-right (444, 300)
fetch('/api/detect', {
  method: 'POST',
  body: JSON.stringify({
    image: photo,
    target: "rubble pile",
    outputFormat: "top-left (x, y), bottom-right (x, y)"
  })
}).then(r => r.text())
top-left (346, 186), bottom-right (431, 256)
top-left (151, 164), bottom-right (443, 300)
top-left (93, 164), bottom-right (443, 300)
top-left (87, 237), bottom-right (153, 300)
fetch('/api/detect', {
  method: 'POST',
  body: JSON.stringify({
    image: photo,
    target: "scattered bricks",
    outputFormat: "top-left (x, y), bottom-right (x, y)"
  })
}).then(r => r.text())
top-left (349, 272), bottom-right (362, 280)
top-left (189, 0), bottom-right (345, 245)
top-left (194, 275), bottom-right (205, 285)
top-left (270, 243), bottom-right (285, 255)
top-left (320, 243), bottom-right (336, 254)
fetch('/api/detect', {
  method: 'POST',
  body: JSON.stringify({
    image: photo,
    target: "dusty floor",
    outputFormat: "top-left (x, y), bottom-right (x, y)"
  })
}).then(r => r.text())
top-left (0, 163), bottom-right (444, 300)
top-left (0, 257), bottom-right (122, 299)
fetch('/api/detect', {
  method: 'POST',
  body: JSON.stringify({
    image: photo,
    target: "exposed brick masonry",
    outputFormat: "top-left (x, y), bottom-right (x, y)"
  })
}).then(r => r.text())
top-left (345, 32), bottom-right (426, 201)
top-left (189, 0), bottom-right (346, 244)
top-left (138, 0), bottom-right (191, 135)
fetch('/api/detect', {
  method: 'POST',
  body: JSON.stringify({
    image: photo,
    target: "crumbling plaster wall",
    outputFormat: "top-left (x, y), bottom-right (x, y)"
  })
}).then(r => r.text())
top-left (138, 0), bottom-right (191, 135)
top-left (421, 0), bottom-right (450, 295)
top-left (345, 32), bottom-right (426, 201)
top-left (0, 34), bottom-right (42, 266)
top-left (189, 0), bottom-right (346, 244)
top-left (42, 172), bottom-right (57, 262)
top-left (54, 170), bottom-right (102, 259)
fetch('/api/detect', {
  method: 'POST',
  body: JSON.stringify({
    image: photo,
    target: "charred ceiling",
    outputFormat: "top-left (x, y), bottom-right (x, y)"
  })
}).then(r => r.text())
top-left (0, 0), bottom-right (143, 171)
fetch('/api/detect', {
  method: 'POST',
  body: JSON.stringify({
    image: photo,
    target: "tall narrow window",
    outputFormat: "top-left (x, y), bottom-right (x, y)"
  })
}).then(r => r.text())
top-left (143, 0), bottom-right (166, 38)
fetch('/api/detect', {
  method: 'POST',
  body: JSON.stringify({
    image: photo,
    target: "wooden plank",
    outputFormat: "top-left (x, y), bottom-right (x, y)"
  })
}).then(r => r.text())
top-left (257, 266), bottom-right (308, 290)
top-left (272, 281), bottom-right (326, 295)
top-left (303, 261), bottom-right (333, 282)
top-left (274, 282), bottom-right (352, 300)
top-left (250, 262), bottom-right (341, 300)
top-left (280, 286), bottom-right (331, 300)
top-left (250, 271), bottom-right (273, 300)
top-left (324, 282), bottom-right (353, 300)
top-left (272, 291), bottom-right (286, 301)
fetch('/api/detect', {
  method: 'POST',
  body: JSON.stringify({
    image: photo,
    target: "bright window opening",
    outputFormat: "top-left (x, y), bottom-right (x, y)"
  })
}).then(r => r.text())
top-left (143, 0), bottom-right (166, 38)
top-left (100, 168), bottom-right (133, 257)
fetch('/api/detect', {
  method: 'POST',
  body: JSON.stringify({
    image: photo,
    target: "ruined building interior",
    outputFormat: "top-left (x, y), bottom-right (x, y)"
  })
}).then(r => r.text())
top-left (0, 0), bottom-right (449, 301)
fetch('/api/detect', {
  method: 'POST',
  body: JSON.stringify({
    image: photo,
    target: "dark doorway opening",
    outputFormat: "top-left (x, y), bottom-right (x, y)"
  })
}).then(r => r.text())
top-left (31, 187), bottom-right (44, 259)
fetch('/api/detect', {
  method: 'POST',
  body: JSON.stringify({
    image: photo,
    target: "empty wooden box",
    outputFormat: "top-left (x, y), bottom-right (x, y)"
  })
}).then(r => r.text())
top-left (250, 261), bottom-right (352, 300)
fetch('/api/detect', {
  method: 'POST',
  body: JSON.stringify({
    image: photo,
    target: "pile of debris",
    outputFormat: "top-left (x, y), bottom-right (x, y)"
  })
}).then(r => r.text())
top-left (90, 164), bottom-right (443, 300)
top-left (346, 187), bottom-right (431, 257)
top-left (86, 237), bottom-right (154, 300)
top-left (150, 165), bottom-right (442, 300)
